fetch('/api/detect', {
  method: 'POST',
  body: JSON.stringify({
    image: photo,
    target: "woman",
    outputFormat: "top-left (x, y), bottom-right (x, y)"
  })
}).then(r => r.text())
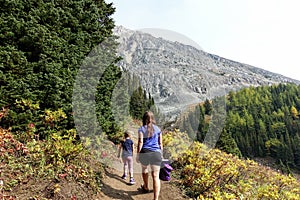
top-left (136, 111), bottom-right (163, 200)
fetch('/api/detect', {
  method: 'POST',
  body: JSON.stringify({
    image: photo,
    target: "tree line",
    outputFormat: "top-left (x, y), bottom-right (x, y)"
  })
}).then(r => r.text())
top-left (180, 83), bottom-right (300, 171)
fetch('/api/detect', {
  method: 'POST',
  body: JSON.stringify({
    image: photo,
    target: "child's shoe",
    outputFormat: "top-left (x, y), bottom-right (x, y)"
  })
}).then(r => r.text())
top-left (121, 174), bottom-right (126, 180)
top-left (129, 177), bottom-right (135, 185)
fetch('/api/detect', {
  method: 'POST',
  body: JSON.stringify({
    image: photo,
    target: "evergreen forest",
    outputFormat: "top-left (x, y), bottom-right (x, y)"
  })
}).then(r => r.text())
top-left (180, 83), bottom-right (300, 171)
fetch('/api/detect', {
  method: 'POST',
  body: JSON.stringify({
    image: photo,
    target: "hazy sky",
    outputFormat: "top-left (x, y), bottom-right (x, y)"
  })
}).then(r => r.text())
top-left (110, 0), bottom-right (300, 81)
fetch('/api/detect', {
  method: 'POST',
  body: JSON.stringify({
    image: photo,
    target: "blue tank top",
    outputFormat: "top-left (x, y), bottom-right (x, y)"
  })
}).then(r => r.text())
top-left (138, 124), bottom-right (161, 152)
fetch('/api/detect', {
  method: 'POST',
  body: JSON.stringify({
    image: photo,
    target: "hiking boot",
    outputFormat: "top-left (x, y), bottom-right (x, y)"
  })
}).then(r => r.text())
top-left (121, 174), bottom-right (126, 180)
top-left (129, 177), bottom-right (135, 185)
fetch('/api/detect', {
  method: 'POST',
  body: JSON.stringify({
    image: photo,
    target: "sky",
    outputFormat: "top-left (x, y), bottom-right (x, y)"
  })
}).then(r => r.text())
top-left (110, 0), bottom-right (300, 81)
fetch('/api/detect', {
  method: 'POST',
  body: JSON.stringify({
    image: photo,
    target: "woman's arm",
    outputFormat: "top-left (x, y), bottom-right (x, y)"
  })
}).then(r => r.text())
top-left (159, 132), bottom-right (163, 151)
top-left (136, 131), bottom-right (143, 163)
top-left (132, 143), bottom-right (134, 156)
top-left (137, 131), bottom-right (143, 153)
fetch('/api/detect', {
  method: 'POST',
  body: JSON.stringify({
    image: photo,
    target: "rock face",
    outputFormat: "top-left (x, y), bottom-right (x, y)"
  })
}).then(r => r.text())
top-left (114, 26), bottom-right (300, 120)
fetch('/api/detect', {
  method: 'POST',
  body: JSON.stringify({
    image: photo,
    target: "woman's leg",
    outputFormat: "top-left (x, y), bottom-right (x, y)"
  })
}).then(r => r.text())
top-left (151, 165), bottom-right (161, 200)
top-left (141, 164), bottom-right (149, 190)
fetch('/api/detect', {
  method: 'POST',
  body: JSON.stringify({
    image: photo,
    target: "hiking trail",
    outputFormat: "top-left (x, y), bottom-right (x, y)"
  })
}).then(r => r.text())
top-left (97, 124), bottom-right (189, 200)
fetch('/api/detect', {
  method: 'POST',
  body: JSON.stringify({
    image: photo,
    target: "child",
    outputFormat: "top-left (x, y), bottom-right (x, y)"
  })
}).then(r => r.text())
top-left (118, 130), bottom-right (135, 185)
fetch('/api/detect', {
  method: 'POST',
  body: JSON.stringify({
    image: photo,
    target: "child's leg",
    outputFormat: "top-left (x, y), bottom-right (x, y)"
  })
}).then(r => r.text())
top-left (122, 157), bottom-right (128, 176)
top-left (127, 156), bottom-right (134, 177)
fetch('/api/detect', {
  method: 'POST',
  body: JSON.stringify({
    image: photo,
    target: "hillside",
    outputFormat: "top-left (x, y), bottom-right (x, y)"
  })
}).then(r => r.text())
top-left (0, 121), bottom-right (187, 200)
top-left (177, 83), bottom-right (300, 172)
top-left (2, 118), bottom-right (300, 199)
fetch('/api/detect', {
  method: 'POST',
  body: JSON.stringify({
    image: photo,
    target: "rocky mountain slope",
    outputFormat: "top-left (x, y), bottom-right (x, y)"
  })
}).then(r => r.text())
top-left (114, 26), bottom-right (300, 120)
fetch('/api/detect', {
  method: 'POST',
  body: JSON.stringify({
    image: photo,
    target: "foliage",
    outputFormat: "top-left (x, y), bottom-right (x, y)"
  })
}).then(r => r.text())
top-left (162, 129), bottom-right (191, 161)
top-left (162, 129), bottom-right (299, 199)
top-left (178, 104), bottom-right (208, 140)
top-left (0, 110), bottom-right (104, 199)
top-left (129, 86), bottom-right (155, 120)
top-left (203, 99), bottom-right (212, 115)
top-left (95, 61), bottom-right (122, 138)
top-left (216, 129), bottom-right (242, 157)
top-left (43, 129), bottom-right (83, 167)
top-left (0, 0), bottom-right (119, 138)
top-left (174, 141), bottom-right (300, 199)
top-left (108, 71), bottom-right (162, 134)
top-left (1, 99), bottom-right (73, 143)
top-left (180, 83), bottom-right (300, 170)
top-left (80, 131), bottom-right (120, 166)
top-left (225, 83), bottom-right (300, 169)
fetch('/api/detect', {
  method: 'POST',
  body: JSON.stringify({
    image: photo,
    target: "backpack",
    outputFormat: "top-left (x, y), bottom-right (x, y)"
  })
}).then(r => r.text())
top-left (159, 159), bottom-right (173, 181)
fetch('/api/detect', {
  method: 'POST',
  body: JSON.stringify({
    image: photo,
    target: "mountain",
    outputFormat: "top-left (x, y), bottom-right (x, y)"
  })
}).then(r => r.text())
top-left (114, 26), bottom-right (300, 120)
top-left (137, 28), bottom-right (203, 50)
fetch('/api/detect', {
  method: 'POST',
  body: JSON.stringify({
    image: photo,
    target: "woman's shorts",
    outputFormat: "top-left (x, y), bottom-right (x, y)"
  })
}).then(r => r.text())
top-left (139, 148), bottom-right (162, 166)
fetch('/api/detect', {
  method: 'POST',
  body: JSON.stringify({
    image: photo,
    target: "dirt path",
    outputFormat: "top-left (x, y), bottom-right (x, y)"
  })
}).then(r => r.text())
top-left (98, 166), bottom-right (188, 200)
top-left (97, 124), bottom-right (189, 200)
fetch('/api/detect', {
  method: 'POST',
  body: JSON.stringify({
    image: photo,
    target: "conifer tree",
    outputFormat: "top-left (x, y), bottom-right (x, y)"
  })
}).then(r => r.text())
top-left (204, 99), bottom-right (212, 115)
top-left (0, 0), bottom-right (118, 135)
